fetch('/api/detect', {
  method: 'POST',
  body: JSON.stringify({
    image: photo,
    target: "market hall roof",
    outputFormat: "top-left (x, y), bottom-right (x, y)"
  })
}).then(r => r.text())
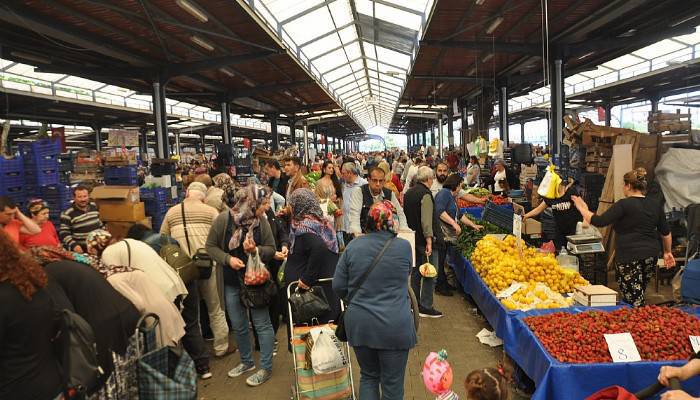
top-left (0, 0), bottom-right (363, 135)
top-left (397, 0), bottom-right (700, 115)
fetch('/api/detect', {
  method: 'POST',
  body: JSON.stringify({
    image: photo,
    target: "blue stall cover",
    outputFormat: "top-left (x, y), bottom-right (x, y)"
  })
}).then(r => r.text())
top-left (452, 256), bottom-right (700, 399)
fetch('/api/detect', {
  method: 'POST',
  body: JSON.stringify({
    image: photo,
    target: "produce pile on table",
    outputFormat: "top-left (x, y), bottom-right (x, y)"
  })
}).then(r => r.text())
top-left (304, 172), bottom-right (321, 189)
top-left (457, 189), bottom-right (510, 208)
top-left (471, 235), bottom-right (588, 295)
top-left (455, 219), bottom-right (507, 259)
top-left (525, 306), bottom-right (700, 363)
top-left (500, 282), bottom-right (575, 310)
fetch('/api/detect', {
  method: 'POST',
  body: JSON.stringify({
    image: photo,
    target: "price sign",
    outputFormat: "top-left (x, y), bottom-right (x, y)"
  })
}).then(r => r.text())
top-left (497, 282), bottom-right (523, 299)
top-left (690, 336), bottom-right (700, 353)
top-left (512, 214), bottom-right (522, 240)
top-left (604, 333), bottom-right (641, 363)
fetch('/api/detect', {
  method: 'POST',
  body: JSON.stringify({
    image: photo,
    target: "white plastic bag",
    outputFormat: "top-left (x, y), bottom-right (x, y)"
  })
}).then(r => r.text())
top-left (310, 329), bottom-right (348, 375)
top-left (244, 249), bottom-right (271, 286)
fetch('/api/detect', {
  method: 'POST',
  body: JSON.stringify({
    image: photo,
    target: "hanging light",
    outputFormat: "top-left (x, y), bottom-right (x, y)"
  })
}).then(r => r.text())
top-left (176, 0), bottom-right (209, 23)
top-left (219, 67), bottom-right (235, 77)
top-left (190, 35), bottom-right (215, 51)
top-left (475, 0), bottom-right (486, 5)
top-left (481, 53), bottom-right (494, 62)
top-left (485, 16), bottom-right (504, 34)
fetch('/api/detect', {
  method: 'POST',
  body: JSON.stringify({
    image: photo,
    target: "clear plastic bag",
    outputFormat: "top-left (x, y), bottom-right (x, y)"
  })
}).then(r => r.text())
top-left (244, 249), bottom-right (271, 286)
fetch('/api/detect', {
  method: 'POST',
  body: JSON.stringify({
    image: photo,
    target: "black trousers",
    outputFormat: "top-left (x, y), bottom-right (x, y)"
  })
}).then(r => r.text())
top-left (180, 279), bottom-right (209, 369)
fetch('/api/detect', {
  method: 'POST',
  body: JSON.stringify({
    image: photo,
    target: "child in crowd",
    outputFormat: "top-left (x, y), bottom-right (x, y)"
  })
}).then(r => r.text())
top-left (464, 368), bottom-right (511, 400)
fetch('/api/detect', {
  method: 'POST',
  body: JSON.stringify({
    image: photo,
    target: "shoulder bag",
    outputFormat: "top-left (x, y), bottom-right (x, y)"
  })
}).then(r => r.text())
top-left (335, 237), bottom-right (395, 342)
top-left (181, 202), bottom-right (213, 280)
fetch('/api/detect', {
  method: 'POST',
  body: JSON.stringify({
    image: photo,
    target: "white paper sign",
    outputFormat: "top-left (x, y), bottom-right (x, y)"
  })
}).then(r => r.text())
top-left (497, 282), bottom-right (523, 298)
top-left (512, 214), bottom-right (522, 240)
top-left (690, 336), bottom-right (700, 353)
top-left (604, 333), bottom-right (641, 363)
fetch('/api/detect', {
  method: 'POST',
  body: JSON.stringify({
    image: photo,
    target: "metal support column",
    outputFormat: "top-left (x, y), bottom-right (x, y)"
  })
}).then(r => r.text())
top-left (139, 128), bottom-right (148, 160)
top-left (438, 114), bottom-right (444, 154)
top-left (220, 100), bottom-right (231, 145)
top-left (313, 129), bottom-right (318, 151)
top-left (270, 114), bottom-right (279, 151)
top-left (461, 103), bottom-right (468, 154)
top-left (152, 77), bottom-right (169, 158)
top-left (174, 131), bottom-right (181, 155)
top-left (650, 96), bottom-right (660, 113)
top-left (437, 120), bottom-right (444, 158)
top-left (289, 118), bottom-right (296, 147)
top-left (520, 121), bottom-right (525, 143)
top-left (605, 103), bottom-right (612, 127)
top-left (499, 86), bottom-right (509, 146)
top-left (302, 121), bottom-right (309, 166)
top-left (200, 133), bottom-right (206, 155)
top-left (421, 131), bottom-right (427, 147)
top-left (549, 59), bottom-right (564, 156)
top-left (94, 126), bottom-right (102, 152)
top-left (447, 104), bottom-right (455, 149)
top-left (430, 122), bottom-right (436, 147)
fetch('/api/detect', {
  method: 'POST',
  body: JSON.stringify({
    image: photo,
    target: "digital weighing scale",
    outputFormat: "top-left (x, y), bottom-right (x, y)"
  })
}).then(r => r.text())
top-left (566, 234), bottom-right (605, 254)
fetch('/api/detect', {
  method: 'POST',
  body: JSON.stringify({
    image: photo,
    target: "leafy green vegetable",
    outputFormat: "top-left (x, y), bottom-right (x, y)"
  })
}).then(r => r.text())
top-left (455, 216), bottom-right (507, 259)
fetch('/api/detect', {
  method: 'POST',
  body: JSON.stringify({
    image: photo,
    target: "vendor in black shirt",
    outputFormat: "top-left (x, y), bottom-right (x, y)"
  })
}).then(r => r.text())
top-left (572, 168), bottom-right (675, 307)
top-left (523, 178), bottom-right (582, 249)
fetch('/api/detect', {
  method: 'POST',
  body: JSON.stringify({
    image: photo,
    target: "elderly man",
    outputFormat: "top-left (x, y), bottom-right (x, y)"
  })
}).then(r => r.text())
top-left (403, 166), bottom-right (443, 318)
top-left (161, 182), bottom-right (230, 359)
top-left (340, 161), bottom-right (367, 243)
top-left (348, 167), bottom-right (408, 236)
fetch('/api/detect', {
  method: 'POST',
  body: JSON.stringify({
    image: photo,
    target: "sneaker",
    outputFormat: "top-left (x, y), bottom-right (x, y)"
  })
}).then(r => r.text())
top-left (435, 287), bottom-right (454, 297)
top-left (197, 366), bottom-right (212, 380)
top-left (419, 307), bottom-right (444, 318)
top-left (246, 369), bottom-right (271, 387)
top-left (227, 363), bottom-right (255, 378)
top-left (273, 341), bottom-right (278, 357)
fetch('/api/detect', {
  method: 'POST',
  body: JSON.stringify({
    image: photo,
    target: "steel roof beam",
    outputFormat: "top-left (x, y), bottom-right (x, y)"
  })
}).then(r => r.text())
top-left (421, 40), bottom-right (541, 55)
top-left (413, 75), bottom-right (494, 83)
top-left (230, 80), bottom-right (311, 99)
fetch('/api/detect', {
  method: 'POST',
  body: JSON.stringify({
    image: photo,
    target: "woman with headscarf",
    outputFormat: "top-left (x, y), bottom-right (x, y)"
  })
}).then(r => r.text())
top-left (283, 188), bottom-right (341, 330)
top-left (20, 199), bottom-right (60, 248)
top-left (213, 172), bottom-right (237, 211)
top-left (333, 201), bottom-right (416, 400)
top-left (206, 184), bottom-right (276, 387)
top-left (85, 230), bottom-right (186, 348)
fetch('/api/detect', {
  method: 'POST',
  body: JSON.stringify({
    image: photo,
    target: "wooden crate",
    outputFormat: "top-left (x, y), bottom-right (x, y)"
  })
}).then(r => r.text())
top-left (648, 110), bottom-right (691, 133)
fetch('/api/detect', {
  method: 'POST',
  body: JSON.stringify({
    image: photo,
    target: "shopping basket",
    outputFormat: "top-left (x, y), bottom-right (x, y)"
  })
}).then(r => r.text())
top-left (585, 378), bottom-right (681, 400)
top-left (287, 279), bottom-right (356, 400)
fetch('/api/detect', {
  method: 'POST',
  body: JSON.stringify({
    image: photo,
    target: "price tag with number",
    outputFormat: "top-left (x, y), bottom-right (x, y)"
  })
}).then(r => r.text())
top-left (690, 336), bottom-right (700, 353)
top-left (512, 214), bottom-right (522, 240)
top-left (604, 333), bottom-right (641, 363)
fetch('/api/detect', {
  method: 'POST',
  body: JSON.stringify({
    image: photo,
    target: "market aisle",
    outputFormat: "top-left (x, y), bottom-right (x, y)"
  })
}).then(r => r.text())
top-left (198, 293), bottom-right (519, 400)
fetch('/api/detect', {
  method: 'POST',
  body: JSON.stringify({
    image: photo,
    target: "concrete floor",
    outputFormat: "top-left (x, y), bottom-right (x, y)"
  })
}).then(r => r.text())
top-left (197, 269), bottom-right (675, 400)
top-left (197, 292), bottom-right (522, 400)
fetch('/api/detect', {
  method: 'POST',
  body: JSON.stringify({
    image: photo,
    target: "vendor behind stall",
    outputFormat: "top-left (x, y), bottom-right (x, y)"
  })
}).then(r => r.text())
top-left (523, 178), bottom-right (582, 249)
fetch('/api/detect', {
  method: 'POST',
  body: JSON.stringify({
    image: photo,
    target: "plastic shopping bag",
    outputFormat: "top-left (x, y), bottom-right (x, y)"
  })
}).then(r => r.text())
top-left (537, 165), bottom-right (562, 199)
top-left (244, 249), bottom-right (271, 286)
top-left (310, 328), bottom-right (348, 375)
top-left (419, 262), bottom-right (437, 278)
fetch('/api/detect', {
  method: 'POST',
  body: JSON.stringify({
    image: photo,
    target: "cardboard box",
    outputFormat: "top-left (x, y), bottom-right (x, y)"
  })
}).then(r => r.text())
top-left (523, 218), bottom-right (542, 235)
top-left (99, 202), bottom-right (146, 222)
top-left (106, 217), bottom-right (152, 240)
top-left (91, 185), bottom-right (140, 205)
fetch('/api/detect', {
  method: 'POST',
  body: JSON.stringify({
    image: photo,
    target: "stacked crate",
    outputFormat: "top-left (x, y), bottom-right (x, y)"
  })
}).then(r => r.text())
top-left (140, 187), bottom-right (173, 231)
top-left (103, 165), bottom-right (138, 186)
top-left (58, 153), bottom-right (74, 185)
top-left (21, 138), bottom-right (61, 195)
top-left (0, 156), bottom-right (25, 207)
top-left (584, 137), bottom-right (613, 175)
top-left (72, 151), bottom-right (102, 190)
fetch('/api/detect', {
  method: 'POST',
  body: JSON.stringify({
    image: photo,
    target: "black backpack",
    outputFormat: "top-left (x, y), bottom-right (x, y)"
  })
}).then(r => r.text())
top-left (53, 308), bottom-right (104, 398)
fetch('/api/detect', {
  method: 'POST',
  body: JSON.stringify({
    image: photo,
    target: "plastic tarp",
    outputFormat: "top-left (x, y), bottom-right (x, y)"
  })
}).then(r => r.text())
top-left (656, 148), bottom-right (700, 211)
top-left (451, 256), bottom-right (700, 399)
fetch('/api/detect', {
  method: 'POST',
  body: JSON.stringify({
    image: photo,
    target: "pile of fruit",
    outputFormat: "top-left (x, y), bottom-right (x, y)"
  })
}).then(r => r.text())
top-left (471, 235), bottom-right (588, 294)
top-left (304, 171), bottom-right (321, 188)
top-left (463, 187), bottom-right (490, 197)
top-left (500, 282), bottom-right (575, 310)
top-left (457, 195), bottom-right (510, 208)
top-left (455, 218), bottom-right (507, 259)
top-left (525, 306), bottom-right (700, 363)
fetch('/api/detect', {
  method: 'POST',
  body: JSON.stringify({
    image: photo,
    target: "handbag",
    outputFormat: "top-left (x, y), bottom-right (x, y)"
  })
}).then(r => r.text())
top-left (239, 278), bottom-right (278, 309)
top-left (182, 202), bottom-right (213, 280)
top-left (289, 286), bottom-right (331, 324)
top-left (336, 237), bottom-right (395, 342)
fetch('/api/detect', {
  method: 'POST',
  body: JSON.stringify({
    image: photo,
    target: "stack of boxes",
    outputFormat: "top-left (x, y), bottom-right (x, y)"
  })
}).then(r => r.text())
top-left (103, 165), bottom-right (138, 186)
top-left (584, 136), bottom-right (613, 176)
top-left (0, 157), bottom-right (25, 207)
top-left (58, 153), bottom-right (74, 186)
top-left (72, 151), bottom-right (102, 190)
top-left (20, 139), bottom-right (70, 227)
top-left (91, 185), bottom-right (148, 240)
top-left (140, 187), bottom-right (173, 232)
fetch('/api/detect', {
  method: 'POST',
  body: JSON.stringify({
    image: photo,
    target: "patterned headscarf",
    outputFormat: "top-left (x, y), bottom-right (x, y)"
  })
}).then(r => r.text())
top-left (29, 244), bottom-right (132, 279)
top-left (86, 229), bottom-right (113, 257)
top-left (228, 184), bottom-right (271, 251)
top-left (213, 172), bottom-right (236, 208)
top-left (366, 200), bottom-right (400, 234)
top-left (288, 188), bottom-right (338, 254)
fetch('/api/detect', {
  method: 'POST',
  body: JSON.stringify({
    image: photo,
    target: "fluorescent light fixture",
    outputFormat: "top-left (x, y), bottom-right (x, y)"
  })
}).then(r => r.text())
top-left (78, 112), bottom-right (95, 116)
top-left (190, 35), bottom-right (215, 51)
top-left (176, 0), bottom-right (209, 22)
top-left (47, 108), bottom-right (67, 113)
top-left (436, 82), bottom-right (444, 90)
top-left (467, 67), bottom-right (477, 75)
top-left (578, 51), bottom-right (595, 60)
top-left (283, 90), bottom-right (292, 96)
top-left (219, 67), bottom-right (235, 77)
top-left (10, 51), bottom-right (51, 64)
top-left (294, 97), bottom-right (302, 102)
top-left (482, 53), bottom-right (494, 62)
top-left (243, 79), bottom-right (256, 87)
top-left (630, 87), bottom-right (644, 93)
top-left (475, 0), bottom-right (486, 5)
top-left (486, 16), bottom-right (504, 34)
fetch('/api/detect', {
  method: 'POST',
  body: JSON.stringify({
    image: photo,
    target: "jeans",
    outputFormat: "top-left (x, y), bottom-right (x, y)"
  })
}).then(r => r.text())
top-left (353, 346), bottom-right (409, 400)
top-left (436, 244), bottom-right (448, 289)
top-left (180, 280), bottom-right (209, 369)
top-left (224, 284), bottom-right (274, 371)
top-left (198, 266), bottom-right (229, 354)
top-left (412, 245), bottom-right (437, 310)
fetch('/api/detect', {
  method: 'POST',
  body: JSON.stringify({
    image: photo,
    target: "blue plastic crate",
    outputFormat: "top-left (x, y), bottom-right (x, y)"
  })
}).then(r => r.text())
top-left (0, 156), bottom-right (24, 173)
top-left (40, 184), bottom-right (70, 197)
top-left (104, 175), bottom-right (138, 186)
top-left (1, 173), bottom-right (24, 188)
top-left (24, 168), bottom-right (59, 186)
top-left (24, 153), bottom-right (59, 170)
top-left (104, 166), bottom-right (137, 178)
top-left (30, 138), bottom-right (62, 157)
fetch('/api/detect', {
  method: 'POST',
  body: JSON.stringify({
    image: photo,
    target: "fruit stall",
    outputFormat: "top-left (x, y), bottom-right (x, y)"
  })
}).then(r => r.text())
top-left (457, 187), bottom-right (511, 219)
top-left (450, 234), bottom-right (700, 399)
